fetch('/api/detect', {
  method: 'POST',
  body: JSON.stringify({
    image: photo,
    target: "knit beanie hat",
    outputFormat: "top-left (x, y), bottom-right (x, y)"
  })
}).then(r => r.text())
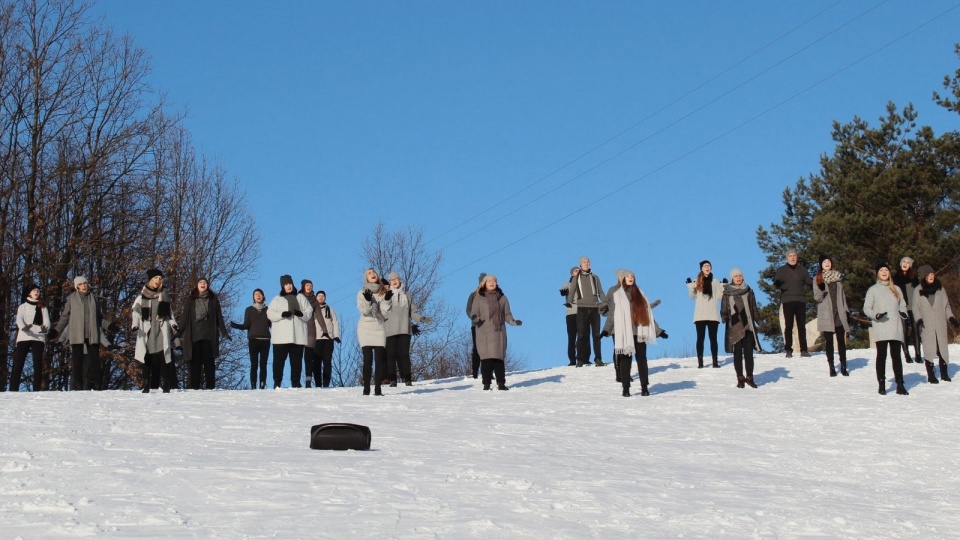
top-left (23, 284), bottom-right (41, 301)
top-left (74, 276), bottom-right (88, 288)
top-left (729, 268), bottom-right (743, 279)
top-left (818, 255), bottom-right (831, 267)
top-left (875, 262), bottom-right (891, 274)
top-left (916, 265), bottom-right (934, 280)
top-left (481, 274), bottom-right (497, 286)
top-left (147, 268), bottom-right (164, 280)
top-left (699, 260), bottom-right (711, 269)
top-left (387, 271), bottom-right (401, 282)
top-left (317, 290), bottom-right (326, 297)
top-left (900, 256), bottom-right (915, 267)
top-left (301, 279), bottom-right (312, 288)
top-left (579, 256), bottom-right (590, 265)
top-left (280, 274), bottom-right (294, 288)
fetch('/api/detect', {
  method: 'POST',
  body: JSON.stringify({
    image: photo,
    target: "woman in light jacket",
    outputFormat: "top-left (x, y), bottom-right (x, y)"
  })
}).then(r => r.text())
top-left (470, 274), bottom-right (521, 391)
top-left (357, 268), bottom-right (392, 395)
top-left (686, 260), bottom-right (724, 368)
top-left (813, 255), bottom-right (851, 377)
top-left (132, 269), bottom-right (178, 393)
top-left (10, 284), bottom-right (51, 391)
top-left (268, 275), bottom-right (313, 388)
top-left (912, 265), bottom-right (958, 384)
top-left (863, 263), bottom-right (908, 396)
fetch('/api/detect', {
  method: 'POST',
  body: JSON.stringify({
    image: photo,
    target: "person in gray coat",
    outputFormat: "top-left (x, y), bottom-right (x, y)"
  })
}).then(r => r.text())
top-left (49, 276), bottom-right (115, 391)
top-left (912, 265), bottom-right (959, 384)
top-left (863, 263), bottom-right (908, 395)
top-left (566, 256), bottom-right (607, 367)
top-left (813, 255), bottom-right (851, 377)
top-left (470, 274), bottom-right (522, 390)
top-left (773, 250), bottom-right (813, 358)
top-left (384, 271), bottom-right (431, 387)
top-left (720, 269), bottom-right (762, 388)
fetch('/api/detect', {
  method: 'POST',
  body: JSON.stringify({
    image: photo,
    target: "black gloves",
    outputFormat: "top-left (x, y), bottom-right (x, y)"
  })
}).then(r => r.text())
top-left (599, 304), bottom-right (609, 316)
top-left (281, 311), bottom-right (292, 319)
top-left (649, 299), bottom-right (661, 309)
top-left (293, 310), bottom-right (303, 318)
top-left (334, 337), bottom-right (341, 344)
top-left (559, 288), bottom-right (566, 297)
top-left (230, 321), bottom-right (243, 330)
top-left (600, 330), bottom-right (610, 338)
top-left (362, 289), bottom-right (373, 302)
top-left (817, 282), bottom-right (825, 291)
top-left (721, 278), bottom-right (728, 284)
top-left (916, 318), bottom-right (924, 332)
top-left (108, 321), bottom-right (120, 333)
top-left (411, 324), bottom-right (421, 336)
top-left (660, 331), bottom-right (669, 339)
top-left (141, 306), bottom-right (151, 320)
top-left (899, 312), bottom-right (908, 320)
top-left (514, 320), bottom-right (523, 326)
top-left (563, 303), bottom-right (572, 308)
top-left (875, 312), bottom-right (887, 321)
top-left (474, 318), bottom-right (484, 327)
top-left (321, 332), bottom-right (330, 339)
top-left (951, 317), bottom-right (960, 329)
top-left (39, 325), bottom-right (48, 333)
top-left (47, 328), bottom-right (58, 340)
top-left (21, 324), bottom-right (30, 332)
top-left (383, 290), bottom-right (393, 301)
top-left (685, 277), bottom-right (692, 284)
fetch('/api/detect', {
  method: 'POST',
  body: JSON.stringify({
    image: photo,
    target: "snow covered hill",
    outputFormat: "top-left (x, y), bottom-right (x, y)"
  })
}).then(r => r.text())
top-left (2, 347), bottom-right (959, 538)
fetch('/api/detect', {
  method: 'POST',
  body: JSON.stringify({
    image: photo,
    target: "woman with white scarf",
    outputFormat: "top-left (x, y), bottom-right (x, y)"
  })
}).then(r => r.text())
top-left (720, 268), bottom-right (762, 389)
top-left (383, 271), bottom-right (431, 387)
top-left (131, 269), bottom-right (178, 393)
top-left (601, 270), bottom-right (656, 397)
top-left (813, 255), bottom-right (851, 377)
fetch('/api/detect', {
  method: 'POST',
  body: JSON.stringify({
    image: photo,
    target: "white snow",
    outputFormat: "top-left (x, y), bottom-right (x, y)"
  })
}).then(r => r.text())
top-left (2, 347), bottom-right (959, 539)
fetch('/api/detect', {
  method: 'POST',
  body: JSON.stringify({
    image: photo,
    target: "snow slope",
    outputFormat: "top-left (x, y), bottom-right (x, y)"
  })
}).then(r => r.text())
top-left (2, 347), bottom-right (959, 539)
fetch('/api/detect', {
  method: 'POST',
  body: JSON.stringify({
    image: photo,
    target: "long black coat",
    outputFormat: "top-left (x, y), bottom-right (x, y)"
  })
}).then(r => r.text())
top-left (178, 294), bottom-right (229, 362)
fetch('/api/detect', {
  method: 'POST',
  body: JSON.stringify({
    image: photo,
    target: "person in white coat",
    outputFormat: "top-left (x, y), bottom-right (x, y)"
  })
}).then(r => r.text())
top-left (687, 260), bottom-right (725, 368)
top-left (912, 265), bottom-right (958, 384)
top-left (131, 269), bottom-right (178, 393)
top-left (357, 268), bottom-right (392, 395)
top-left (863, 263), bottom-right (908, 396)
top-left (267, 275), bottom-right (313, 388)
top-left (10, 284), bottom-right (51, 391)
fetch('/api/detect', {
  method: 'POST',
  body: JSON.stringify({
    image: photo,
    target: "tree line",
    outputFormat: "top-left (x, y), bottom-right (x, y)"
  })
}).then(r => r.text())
top-left (756, 44), bottom-right (960, 349)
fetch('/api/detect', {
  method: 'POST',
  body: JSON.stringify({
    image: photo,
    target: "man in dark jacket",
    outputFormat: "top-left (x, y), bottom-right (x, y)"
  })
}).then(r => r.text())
top-left (773, 250), bottom-right (813, 358)
top-left (567, 257), bottom-right (608, 367)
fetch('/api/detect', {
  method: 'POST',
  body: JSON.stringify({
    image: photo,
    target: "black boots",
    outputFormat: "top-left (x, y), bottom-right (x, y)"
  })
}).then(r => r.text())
top-left (925, 360), bottom-right (940, 384)
top-left (712, 356), bottom-right (720, 368)
top-left (941, 361), bottom-right (952, 382)
top-left (698, 357), bottom-right (704, 369)
top-left (498, 385), bottom-right (509, 391)
top-left (896, 380), bottom-right (909, 395)
top-left (878, 381), bottom-right (886, 395)
top-left (744, 377), bottom-right (757, 389)
top-left (828, 361), bottom-right (837, 377)
top-left (622, 388), bottom-right (630, 397)
top-left (483, 384), bottom-right (491, 390)
top-left (737, 376), bottom-right (745, 389)
top-left (594, 360), bottom-right (606, 367)
top-left (640, 386), bottom-right (649, 396)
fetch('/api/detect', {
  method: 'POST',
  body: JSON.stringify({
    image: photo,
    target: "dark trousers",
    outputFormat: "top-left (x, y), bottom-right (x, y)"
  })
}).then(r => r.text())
top-left (695, 320), bottom-right (719, 360)
top-left (314, 339), bottom-right (334, 387)
top-left (732, 332), bottom-right (755, 379)
top-left (823, 328), bottom-right (847, 368)
top-left (875, 340), bottom-right (904, 383)
top-left (386, 334), bottom-right (412, 383)
top-left (70, 343), bottom-right (100, 391)
top-left (188, 339), bottom-right (216, 390)
top-left (303, 345), bottom-right (316, 385)
top-left (901, 312), bottom-right (921, 362)
top-left (362, 346), bottom-right (385, 392)
top-left (616, 341), bottom-right (648, 390)
top-left (565, 314), bottom-right (577, 364)
top-left (471, 326), bottom-right (481, 378)
top-left (781, 301), bottom-right (808, 352)
top-left (272, 343), bottom-right (304, 388)
top-left (575, 307), bottom-right (602, 364)
top-left (248, 339), bottom-right (270, 389)
top-left (141, 352), bottom-right (176, 391)
top-left (10, 341), bottom-right (44, 391)
top-left (480, 358), bottom-right (506, 386)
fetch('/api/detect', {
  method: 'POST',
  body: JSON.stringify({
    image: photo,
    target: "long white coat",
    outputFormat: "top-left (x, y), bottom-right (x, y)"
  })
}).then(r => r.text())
top-left (356, 290), bottom-right (391, 348)
top-left (267, 294), bottom-right (314, 346)
top-left (912, 287), bottom-right (955, 362)
top-left (131, 295), bottom-right (178, 364)
top-left (863, 283), bottom-right (906, 342)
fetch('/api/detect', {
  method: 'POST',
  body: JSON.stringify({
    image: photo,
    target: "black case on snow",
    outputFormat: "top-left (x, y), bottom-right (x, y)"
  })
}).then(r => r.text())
top-left (310, 423), bottom-right (372, 451)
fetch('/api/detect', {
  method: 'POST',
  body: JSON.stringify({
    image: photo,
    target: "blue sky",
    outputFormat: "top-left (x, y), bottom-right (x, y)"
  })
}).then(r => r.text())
top-left (92, 0), bottom-right (960, 369)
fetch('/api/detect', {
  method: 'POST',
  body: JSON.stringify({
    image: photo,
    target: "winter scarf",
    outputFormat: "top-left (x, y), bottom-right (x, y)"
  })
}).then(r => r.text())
top-left (283, 292), bottom-right (300, 313)
top-left (315, 302), bottom-right (330, 334)
top-left (723, 283), bottom-right (753, 346)
top-left (919, 279), bottom-right (941, 300)
top-left (252, 302), bottom-right (266, 311)
top-left (195, 291), bottom-right (211, 321)
top-left (822, 270), bottom-right (842, 284)
top-left (139, 285), bottom-right (168, 318)
top-left (78, 291), bottom-right (98, 350)
top-left (612, 287), bottom-right (657, 356)
top-left (390, 284), bottom-right (408, 308)
top-left (26, 297), bottom-right (43, 325)
top-left (483, 290), bottom-right (504, 332)
top-left (700, 273), bottom-right (713, 299)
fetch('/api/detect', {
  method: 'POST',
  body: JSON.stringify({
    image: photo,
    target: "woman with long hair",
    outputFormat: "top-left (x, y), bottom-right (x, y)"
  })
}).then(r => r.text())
top-left (863, 263), bottom-right (908, 395)
top-left (813, 255), bottom-right (851, 377)
top-left (686, 260), bottom-right (724, 368)
top-left (602, 270), bottom-right (656, 397)
top-left (893, 257), bottom-right (921, 363)
top-left (357, 268), bottom-right (392, 395)
top-left (177, 277), bottom-right (231, 390)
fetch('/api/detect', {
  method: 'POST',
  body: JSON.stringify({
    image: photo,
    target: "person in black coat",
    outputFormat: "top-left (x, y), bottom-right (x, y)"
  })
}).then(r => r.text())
top-left (773, 249), bottom-right (813, 358)
top-left (231, 288), bottom-right (271, 389)
top-left (177, 278), bottom-right (230, 389)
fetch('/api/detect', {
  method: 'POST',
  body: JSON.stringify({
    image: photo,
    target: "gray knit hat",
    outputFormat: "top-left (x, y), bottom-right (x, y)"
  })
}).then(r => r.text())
top-left (387, 271), bottom-right (401, 282)
top-left (73, 276), bottom-right (88, 287)
top-left (916, 265), bottom-right (934, 280)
